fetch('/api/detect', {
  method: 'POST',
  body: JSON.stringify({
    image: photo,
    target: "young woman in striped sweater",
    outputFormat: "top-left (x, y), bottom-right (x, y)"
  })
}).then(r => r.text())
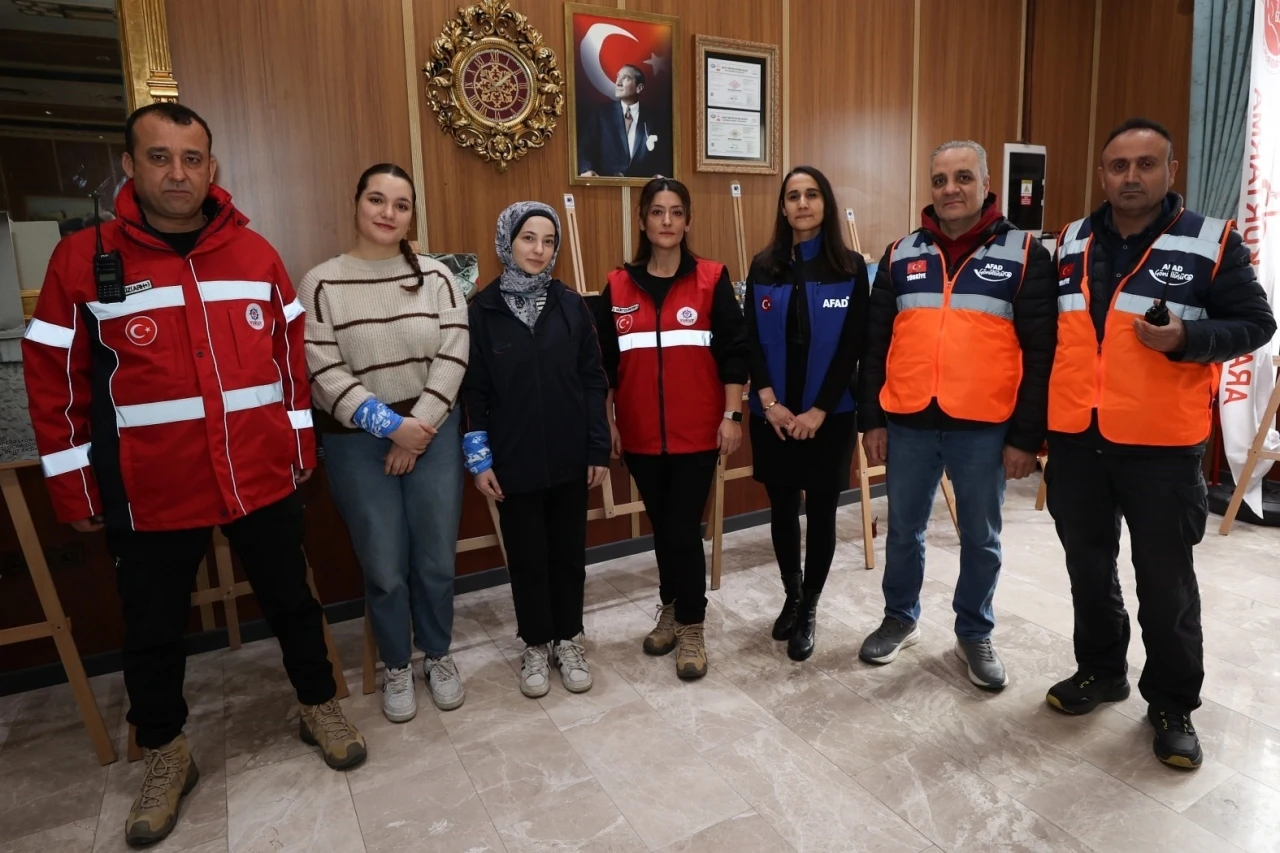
top-left (298, 163), bottom-right (469, 723)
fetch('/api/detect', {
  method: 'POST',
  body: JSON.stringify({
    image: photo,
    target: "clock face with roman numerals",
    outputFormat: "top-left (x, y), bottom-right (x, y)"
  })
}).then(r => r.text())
top-left (457, 41), bottom-right (536, 126)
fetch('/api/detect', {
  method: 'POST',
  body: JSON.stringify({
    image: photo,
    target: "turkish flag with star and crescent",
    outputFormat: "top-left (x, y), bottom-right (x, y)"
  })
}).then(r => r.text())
top-left (571, 11), bottom-right (674, 116)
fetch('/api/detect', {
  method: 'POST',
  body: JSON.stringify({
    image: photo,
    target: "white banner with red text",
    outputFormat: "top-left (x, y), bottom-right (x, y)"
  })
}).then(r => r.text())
top-left (1220, 0), bottom-right (1280, 518)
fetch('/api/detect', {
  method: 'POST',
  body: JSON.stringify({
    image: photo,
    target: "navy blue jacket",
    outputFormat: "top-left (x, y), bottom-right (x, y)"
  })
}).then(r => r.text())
top-left (462, 279), bottom-right (611, 496)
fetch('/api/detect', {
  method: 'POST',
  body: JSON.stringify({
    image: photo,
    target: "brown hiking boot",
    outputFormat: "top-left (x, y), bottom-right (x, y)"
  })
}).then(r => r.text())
top-left (643, 602), bottom-right (678, 655)
top-left (299, 699), bottom-right (367, 770)
top-left (674, 621), bottom-right (708, 679)
top-left (125, 733), bottom-right (199, 847)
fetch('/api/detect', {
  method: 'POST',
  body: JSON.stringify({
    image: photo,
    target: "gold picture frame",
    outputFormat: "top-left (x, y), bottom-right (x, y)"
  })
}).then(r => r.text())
top-left (424, 0), bottom-right (563, 173)
top-left (117, 0), bottom-right (179, 108)
top-left (564, 4), bottom-right (680, 187)
top-left (694, 35), bottom-right (779, 175)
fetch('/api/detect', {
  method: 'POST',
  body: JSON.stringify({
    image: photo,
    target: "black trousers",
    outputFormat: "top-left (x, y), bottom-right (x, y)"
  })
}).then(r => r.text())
top-left (766, 484), bottom-right (841, 595)
top-left (496, 479), bottom-right (588, 646)
top-left (109, 492), bottom-right (336, 748)
top-left (625, 451), bottom-right (718, 625)
top-left (1045, 438), bottom-right (1208, 713)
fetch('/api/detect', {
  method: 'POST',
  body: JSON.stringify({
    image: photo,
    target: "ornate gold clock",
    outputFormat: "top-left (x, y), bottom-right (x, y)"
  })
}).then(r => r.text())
top-left (426, 0), bottom-right (562, 173)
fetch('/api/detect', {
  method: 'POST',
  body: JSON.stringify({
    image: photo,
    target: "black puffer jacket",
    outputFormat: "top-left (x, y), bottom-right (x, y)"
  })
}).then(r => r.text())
top-left (461, 279), bottom-right (611, 495)
top-left (857, 217), bottom-right (1058, 453)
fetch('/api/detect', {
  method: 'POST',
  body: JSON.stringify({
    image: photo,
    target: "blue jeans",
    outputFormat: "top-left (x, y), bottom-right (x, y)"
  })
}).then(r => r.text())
top-left (323, 409), bottom-right (463, 667)
top-left (883, 422), bottom-right (1007, 641)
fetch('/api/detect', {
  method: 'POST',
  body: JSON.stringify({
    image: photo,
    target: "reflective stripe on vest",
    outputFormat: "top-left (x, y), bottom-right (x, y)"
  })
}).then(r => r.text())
top-left (1048, 208), bottom-right (1229, 445)
top-left (881, 228), bottom-right (1029, 422)
top-left (115, 381), bottom-right (284, 429)
top-left (617, 329), bottom-right (713, 351)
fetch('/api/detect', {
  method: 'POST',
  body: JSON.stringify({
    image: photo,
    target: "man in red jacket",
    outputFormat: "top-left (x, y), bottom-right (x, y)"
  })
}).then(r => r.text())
top-left (22, 103), bottom-right (365, 847)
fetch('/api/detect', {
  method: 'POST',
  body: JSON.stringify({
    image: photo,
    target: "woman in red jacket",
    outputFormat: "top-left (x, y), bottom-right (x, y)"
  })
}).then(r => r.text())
top-left (595, 178), bottom-right (749, 680)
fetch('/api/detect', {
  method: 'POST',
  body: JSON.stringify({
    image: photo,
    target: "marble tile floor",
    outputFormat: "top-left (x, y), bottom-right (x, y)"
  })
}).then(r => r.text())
top-left (3, 478), bottom-right (1280, 852)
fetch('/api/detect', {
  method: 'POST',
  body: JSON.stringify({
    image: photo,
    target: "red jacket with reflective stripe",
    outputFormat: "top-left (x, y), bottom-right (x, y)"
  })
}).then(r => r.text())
top-left (22, 182), bottom-right (315, 531)
top-left (607, 260), bottom-right (724, 454)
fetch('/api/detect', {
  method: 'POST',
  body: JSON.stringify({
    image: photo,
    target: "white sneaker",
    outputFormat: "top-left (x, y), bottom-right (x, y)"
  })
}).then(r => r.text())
top-left (424, 654), bottom-right (465, 711)
top-left (381, 665), bottom-right (417, 723)
top-left (520, 645), bottom-right (552, 698)
top-left (555, 636), bottom-right (593, 693)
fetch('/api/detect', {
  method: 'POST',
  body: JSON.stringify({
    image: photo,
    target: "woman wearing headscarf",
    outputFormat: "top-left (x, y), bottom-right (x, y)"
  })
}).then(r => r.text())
top-left (461, 202), bottom-right (611, 698)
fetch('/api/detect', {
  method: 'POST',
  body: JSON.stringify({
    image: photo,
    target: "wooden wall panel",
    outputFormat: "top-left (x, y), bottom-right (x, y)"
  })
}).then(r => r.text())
top-left (1093, 0), bottom-right (1194, 209)
top-left (167, 0), bottom-right (414, 281)
top-left (789, 0), bottom-right (915, 258)
top-left (915, 0), bottom-right (1024, 222)
top-left (1025, 0), bottom-right (1097, 231)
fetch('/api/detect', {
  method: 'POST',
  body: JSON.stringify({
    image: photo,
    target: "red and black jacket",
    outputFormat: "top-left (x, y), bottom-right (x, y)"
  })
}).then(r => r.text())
top-left (22, 181), bottom-right (314, 531)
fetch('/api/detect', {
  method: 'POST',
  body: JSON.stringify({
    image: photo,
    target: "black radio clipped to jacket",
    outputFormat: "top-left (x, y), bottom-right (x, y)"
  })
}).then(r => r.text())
top-left (92, 193), bottom-right (126, 304)
top-left (1144, 300), bottom-right (1170, 327)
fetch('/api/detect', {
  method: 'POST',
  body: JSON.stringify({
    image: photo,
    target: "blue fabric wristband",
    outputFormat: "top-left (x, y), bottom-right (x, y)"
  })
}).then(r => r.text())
top-left (462, 431), bottom-right (493, 475)
top-left (353, 397), bottom-right (404, 439)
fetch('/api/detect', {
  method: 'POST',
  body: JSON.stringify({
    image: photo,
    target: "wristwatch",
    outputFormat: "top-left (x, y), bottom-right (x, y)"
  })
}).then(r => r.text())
top-left (724, 410), bottom-right (742, 423)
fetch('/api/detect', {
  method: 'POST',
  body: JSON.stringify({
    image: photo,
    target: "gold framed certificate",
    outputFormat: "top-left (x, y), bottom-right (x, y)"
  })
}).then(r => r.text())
top-left (695, 35), bottom-right (779, 174)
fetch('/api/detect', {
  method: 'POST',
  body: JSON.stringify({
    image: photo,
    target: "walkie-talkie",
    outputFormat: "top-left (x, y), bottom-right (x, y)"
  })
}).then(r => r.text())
top-left (1144, 271), bottom-right (1173, 326)
top-left (92, 193), bottom-right (125, 304)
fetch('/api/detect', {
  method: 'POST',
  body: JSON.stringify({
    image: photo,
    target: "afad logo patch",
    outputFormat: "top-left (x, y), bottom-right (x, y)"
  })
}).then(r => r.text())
top-left (974, 263), bottom-right (1013, 283)
top-left (822, 297), bottom-right (849, 308)
top-left (1149, 263), bottom-right (1195, 287)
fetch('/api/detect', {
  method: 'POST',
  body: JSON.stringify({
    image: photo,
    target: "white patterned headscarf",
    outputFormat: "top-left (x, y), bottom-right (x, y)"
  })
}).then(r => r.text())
top-left (495, 201), bottom-right (561, 328)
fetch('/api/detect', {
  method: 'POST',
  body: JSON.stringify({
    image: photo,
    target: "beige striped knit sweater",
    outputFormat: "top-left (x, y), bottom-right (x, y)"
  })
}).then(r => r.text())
top-left (298, 253), bottom-right (469, 432)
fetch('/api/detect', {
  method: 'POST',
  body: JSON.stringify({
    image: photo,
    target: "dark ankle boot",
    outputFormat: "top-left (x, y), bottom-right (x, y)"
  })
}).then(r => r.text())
top-left (772, 574), bottom-right (804, 640)
top-left (788, 592), bottom-right (820, 661)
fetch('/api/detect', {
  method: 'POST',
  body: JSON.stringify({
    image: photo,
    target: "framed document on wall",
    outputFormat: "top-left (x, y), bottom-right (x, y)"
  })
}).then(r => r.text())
top-left (695, 35), bottom-right (779, 174)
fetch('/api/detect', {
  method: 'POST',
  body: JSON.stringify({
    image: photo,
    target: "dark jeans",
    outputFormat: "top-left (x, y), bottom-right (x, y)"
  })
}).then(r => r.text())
top-left (1045, 437), bottom-right (1207, 713)
top-left (765, 484), bottom-right (841, 595)
top-left (110, 492), bottom-right (336, 748)
top-left (496, 480), bottom-right (588, 646)
top-left (884, 422), bottom-right (1008, 641)
top-left (625, 451), bottom-right (718, 625)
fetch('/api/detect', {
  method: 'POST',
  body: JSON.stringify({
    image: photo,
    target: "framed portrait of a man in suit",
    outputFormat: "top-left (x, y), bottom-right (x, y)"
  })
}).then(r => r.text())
top-left (565, 5), bottom-right (679, 187)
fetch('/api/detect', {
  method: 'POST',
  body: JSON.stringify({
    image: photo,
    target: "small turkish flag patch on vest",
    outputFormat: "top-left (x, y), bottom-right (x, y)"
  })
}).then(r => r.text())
top-left (907, 260), bottom-right (927, 275)
top-left (616, 314), bottom-right (633, 334)
top-left (1059, 263), bottom-right (1075, 279)
top-left (761, 296), bottom-right (772, 312)
top-left (125, 316), bottom-right (158, 347)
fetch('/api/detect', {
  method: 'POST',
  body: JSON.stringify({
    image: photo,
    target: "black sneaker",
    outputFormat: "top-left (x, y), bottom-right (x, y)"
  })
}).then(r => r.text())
top-left (1045, 671), bottom-right (1130, 715)
top-left (1148, 707), bottom-right (1203, 769)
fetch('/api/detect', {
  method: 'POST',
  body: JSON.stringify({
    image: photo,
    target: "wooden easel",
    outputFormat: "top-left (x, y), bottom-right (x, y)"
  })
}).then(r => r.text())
top-left (1219, 355), bottom-right (1280, 535)
top-left (0, 462), bottom-right (116, 764)
top-left (844, 209), bottom-right (959, 567)
top-left (562, 193), bottom-right (599, 297)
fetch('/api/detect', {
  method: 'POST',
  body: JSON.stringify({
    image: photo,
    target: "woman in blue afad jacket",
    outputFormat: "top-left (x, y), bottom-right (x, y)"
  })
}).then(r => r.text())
top-left (461, 201), bottom-right (611, 699)
top-left (744, 166), bottom-right (871, 661)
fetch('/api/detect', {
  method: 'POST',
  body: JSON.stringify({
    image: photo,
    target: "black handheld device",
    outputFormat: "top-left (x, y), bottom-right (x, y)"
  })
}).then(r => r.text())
top-left (92, 194), bottom-right (125, 304)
